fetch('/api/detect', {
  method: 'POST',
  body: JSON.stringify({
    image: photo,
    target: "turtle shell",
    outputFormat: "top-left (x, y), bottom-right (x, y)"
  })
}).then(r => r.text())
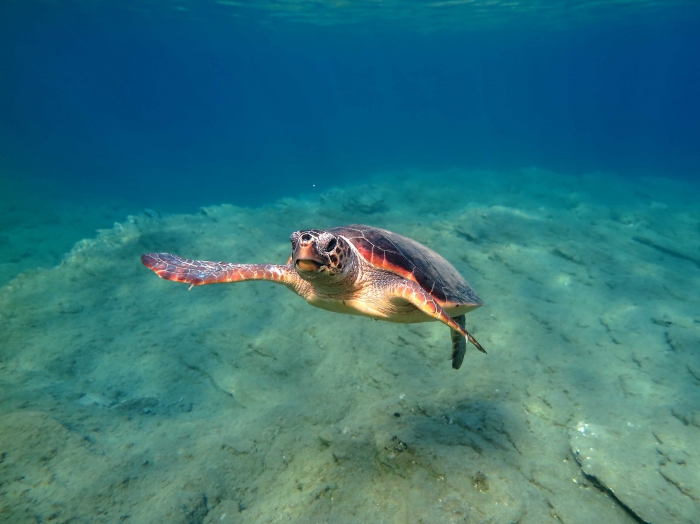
top-left (329, 224), bottom-right (482, 308)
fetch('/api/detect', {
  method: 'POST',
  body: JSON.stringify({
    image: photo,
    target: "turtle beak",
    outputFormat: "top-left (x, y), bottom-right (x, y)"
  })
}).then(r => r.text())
top-left (294, 244), bottom-right (325, 272)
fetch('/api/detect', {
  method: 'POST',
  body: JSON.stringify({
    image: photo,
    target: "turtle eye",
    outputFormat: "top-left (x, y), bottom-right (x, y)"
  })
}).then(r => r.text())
top-left (325, 238), bottom-right (337, 252)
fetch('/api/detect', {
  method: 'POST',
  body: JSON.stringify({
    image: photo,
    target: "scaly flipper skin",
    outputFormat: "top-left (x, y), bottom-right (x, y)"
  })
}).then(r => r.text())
top-left (390, 279), bottom-right (485, 368)
top-left (141, 253), bottom-right (300, 290)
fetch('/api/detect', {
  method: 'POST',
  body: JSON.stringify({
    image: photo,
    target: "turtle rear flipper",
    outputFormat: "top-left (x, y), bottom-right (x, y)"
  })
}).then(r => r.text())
top-left (450, 314), bottom-right (467, 369)
top-left (141, 253), bottom-right (297, 289)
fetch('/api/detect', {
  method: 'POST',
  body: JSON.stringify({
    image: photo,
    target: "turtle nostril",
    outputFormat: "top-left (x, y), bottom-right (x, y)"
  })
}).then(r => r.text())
top-left (301, 233), bottom-right (312, 242)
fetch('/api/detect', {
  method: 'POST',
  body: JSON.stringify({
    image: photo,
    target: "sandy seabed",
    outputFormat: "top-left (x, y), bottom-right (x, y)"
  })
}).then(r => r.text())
top-left (0, 169), bottom-right (698, 523)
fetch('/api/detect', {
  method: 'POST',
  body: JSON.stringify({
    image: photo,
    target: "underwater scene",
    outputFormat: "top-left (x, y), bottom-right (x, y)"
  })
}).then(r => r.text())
top-left (1, 1), bottom-right (700, 523)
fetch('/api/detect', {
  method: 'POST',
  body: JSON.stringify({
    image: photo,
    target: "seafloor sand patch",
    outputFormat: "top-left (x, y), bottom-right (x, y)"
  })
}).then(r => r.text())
top-left (0, 169), bottom-right (698, 523)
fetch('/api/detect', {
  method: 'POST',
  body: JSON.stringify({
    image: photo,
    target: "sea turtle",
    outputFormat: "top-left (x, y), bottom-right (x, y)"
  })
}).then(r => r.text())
top-left (141, 224), bottom-right (485, 369)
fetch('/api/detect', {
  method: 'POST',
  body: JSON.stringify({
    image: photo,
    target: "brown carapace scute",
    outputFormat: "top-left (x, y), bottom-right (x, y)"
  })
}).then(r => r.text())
top-left (142, 224), bottom-right (485, 369)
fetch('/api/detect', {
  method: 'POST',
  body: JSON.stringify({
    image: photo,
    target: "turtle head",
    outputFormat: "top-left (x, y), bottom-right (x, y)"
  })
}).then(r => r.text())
top-left (290, 229), bottom-right (351, 282)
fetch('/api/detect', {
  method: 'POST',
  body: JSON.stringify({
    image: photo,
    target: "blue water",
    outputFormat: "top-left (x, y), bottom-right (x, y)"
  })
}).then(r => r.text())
top-left (2, 1), bottom-right (699, 210)
top-left (2, 3), bottom-right (700, 523)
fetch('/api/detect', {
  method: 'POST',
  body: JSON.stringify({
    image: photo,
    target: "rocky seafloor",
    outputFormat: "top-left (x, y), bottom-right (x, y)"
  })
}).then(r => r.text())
top-left (0, 169), bottom-right (698, 523)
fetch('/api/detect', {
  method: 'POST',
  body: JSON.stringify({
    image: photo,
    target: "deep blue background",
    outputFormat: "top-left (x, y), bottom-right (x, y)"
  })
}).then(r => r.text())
top-left (1, 2), bottom-right (699, 209)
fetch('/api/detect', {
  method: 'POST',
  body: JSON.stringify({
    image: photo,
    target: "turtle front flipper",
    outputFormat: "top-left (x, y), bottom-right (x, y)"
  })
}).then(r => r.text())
top-left (389, 279), bottom-right (486, 369)
top-left (141, 253), bottom-right (299, 290)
